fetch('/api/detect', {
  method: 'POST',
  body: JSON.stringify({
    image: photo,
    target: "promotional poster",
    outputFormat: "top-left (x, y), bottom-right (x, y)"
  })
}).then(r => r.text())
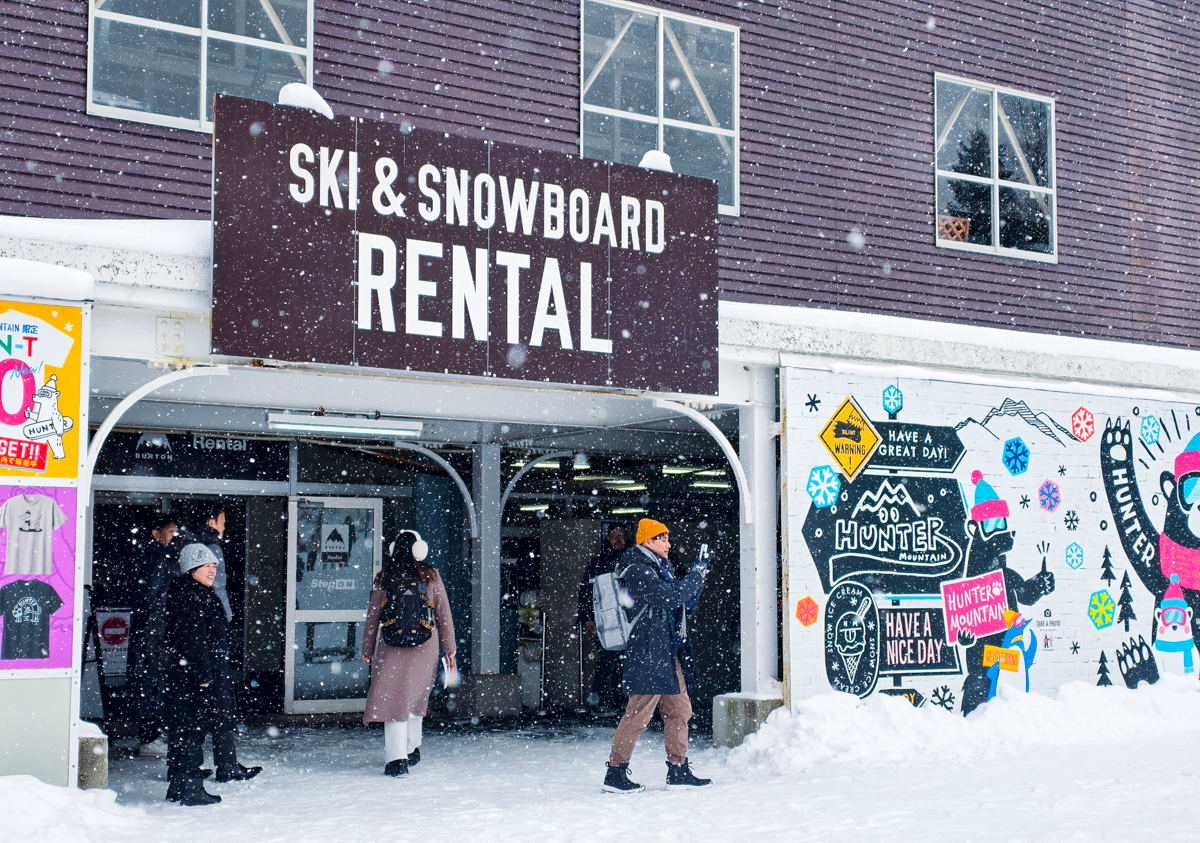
top-left (785, 367), bottom-right (1200, 715)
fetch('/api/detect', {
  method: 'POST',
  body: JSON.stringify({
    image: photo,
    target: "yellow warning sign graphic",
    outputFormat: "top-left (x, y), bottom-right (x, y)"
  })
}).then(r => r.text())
top-left (818, 396), bottom-right (881, 481)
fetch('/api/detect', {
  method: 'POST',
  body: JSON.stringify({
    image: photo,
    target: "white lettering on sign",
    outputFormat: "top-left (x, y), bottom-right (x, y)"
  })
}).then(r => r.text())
top-left (287, 143), bottom-right (672, 256)
top-left (357, 233), bottom-right (397, 333)
top-left (289, 143), bottom-right (315, 203)
top-left (192, 436), bottom-right (248, 451)
top-left (495, 251), bottom-right (530, 345)
top-left (405, 238), bottom-right (444, 337)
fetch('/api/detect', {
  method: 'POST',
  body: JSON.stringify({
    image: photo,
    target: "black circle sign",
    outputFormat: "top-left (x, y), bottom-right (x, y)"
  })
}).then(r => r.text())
top-left (824, 580), bottom-right (881, 698)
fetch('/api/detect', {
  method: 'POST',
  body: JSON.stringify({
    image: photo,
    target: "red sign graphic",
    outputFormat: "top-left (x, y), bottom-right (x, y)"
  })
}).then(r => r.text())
top-left (101, 616), bottom-right (129, 646)
top-left (0, 435), bottom-right (48, 472)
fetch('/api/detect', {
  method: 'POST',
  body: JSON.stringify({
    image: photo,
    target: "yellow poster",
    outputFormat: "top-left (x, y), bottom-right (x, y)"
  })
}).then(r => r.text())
top-left (982, 645), bottom-right (1020, 673)
top-left (0, 300), bottom-right (83, 480)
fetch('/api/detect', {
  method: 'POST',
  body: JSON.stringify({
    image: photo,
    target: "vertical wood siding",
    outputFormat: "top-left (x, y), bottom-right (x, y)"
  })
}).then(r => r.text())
top-left (2, 0), bottom-right (1198, 350)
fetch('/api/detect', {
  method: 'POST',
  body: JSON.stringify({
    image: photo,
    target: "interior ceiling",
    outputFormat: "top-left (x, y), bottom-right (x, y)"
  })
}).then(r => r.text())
top-left (90, 357), bottom-right (737, 459)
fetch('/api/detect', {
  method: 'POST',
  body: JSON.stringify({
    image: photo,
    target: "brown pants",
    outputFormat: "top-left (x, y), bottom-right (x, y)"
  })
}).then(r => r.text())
top-left (608, 659), bottom-right (692, 767)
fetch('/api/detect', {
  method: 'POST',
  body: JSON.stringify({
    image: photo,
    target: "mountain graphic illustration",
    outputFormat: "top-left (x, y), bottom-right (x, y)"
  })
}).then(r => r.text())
top-left (326, 528), bottom-right (345, 547)
top-left (954, 398), bottom-right (1077, 445)
top-left (851, 480), bottom-right (922, 519)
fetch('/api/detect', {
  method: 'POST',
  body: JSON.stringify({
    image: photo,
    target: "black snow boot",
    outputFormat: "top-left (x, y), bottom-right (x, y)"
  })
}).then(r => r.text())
top-left (602, 762), bottom-right (645, 793)
top-left (407, 747), bottom-right (420, 767)
top-left (384, 758), bottom-right (409, 777)
top-left (665, 759), bottom-right (712, 790)
top-left (215, 763), bottom-right (262, 783)
top-left (177, 777), bottom-right (222, 806)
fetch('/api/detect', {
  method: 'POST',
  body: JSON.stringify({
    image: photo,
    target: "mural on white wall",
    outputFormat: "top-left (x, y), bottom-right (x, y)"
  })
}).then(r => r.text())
top-left (783, 369), bottom-right (1200, 716)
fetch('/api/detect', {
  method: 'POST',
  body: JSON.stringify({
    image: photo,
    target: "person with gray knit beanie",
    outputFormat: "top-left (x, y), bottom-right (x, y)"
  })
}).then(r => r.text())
top-left (162, 542), bottom-right (261, 805)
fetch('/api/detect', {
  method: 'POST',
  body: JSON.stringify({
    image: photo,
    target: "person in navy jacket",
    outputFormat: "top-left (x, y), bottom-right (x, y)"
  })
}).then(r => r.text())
top-left (602, 519), bottom-right (713, 793)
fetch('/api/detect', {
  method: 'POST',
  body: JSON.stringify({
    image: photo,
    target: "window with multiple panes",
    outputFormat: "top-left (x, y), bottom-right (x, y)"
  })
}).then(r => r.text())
top-left (581, 0), bottom-right (739, 214)
top-left (934, 74), bottom-right (1056, 260)
top-left (88, 0), bottom-right (312, 132)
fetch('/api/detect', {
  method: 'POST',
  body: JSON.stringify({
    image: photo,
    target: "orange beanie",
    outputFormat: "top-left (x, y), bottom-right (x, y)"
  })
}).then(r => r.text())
top-left (635, 518), bottom-right (669, 546)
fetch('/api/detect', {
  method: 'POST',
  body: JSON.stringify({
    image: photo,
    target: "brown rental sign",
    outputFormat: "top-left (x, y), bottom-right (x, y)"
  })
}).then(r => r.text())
top-left (210, 96), bottom-right (719, 395)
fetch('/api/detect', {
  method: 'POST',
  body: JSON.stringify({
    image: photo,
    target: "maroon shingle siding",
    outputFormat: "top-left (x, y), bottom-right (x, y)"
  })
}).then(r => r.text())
top-left (2, 0), bottom-right (1198, 350)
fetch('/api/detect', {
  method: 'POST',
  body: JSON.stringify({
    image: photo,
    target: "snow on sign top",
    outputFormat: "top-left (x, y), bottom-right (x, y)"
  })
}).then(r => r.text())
top-left (210, 95), bottom-right (720, 396)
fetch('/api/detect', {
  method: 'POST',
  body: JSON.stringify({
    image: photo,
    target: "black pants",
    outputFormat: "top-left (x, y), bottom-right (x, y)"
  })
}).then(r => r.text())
top-left (167, 724), bottom-right (238, 782)
top-left (591, 647), bottom-right (626, 710)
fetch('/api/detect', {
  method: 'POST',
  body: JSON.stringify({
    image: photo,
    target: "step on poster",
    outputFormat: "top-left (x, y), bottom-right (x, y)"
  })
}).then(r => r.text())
top-left (0, 298), bottom-right (88, 676)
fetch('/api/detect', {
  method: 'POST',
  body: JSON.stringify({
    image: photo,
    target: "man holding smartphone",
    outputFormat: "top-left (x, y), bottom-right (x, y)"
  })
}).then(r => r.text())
top-left (602, 518), bottom-right (713, 793)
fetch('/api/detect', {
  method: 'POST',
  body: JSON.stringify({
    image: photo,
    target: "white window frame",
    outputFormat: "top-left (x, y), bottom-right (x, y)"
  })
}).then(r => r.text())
top-left (86, 0), bottom-right (314, 133)
top-left (934, 73), bottom-right (1057, 263)
top-left (580, 0), bottom-right (740, 216)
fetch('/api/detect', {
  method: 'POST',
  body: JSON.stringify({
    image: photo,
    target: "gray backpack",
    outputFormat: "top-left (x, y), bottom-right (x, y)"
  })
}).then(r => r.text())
top-left (592, 564), bottom-right (647, 651)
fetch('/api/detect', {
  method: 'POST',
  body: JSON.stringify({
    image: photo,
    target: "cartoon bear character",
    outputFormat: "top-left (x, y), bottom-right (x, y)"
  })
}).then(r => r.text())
top-left (957, 471), bottom-right (1055, 716)
top-left (1100, 420), bottom-right (1200, 679)
top-left (1152, 575), bottom-right (1199, 677)
top-left (986, 610), bottom-right (1038, 700)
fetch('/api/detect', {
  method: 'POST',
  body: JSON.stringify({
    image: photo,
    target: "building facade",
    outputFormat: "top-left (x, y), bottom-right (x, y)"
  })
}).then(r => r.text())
top-left (3, 0), bottom-right (1200, 785)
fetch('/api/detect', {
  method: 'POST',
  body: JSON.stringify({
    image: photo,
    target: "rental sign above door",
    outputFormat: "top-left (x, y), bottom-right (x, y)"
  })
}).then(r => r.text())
top-left (211, 96), bottom-right (719, 395)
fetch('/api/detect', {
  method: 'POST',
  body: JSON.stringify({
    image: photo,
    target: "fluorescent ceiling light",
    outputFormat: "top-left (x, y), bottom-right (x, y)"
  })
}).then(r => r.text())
top-left (267, 413), bottom-right (423, 438)
top-left (573, 453), bottom-right (590, 470)
top-left (662, 466), bottom-right (701, 475)
top-left (605, 479), bottom-right (637, 486)
top-left (519, 504), bottom-right (550, 512)
top-left (534, 461), bottom-right (560, 470)
top-left (612, 484), bottom-right (647, 492)
top-left (611, 507), bottom-right (647, 515)
top-left (695, 469), bottom-right (727, 477)
top-left (691, 481), bottom-right (732, 489)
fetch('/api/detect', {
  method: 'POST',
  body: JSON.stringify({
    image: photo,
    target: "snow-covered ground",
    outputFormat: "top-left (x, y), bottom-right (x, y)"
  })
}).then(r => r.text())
top-left (6, 678), bottom-right (1200, 843)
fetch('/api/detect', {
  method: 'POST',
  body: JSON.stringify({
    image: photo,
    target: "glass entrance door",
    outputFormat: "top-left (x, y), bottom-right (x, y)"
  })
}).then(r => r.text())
top-left (284, 497), bottom-right (383, 713)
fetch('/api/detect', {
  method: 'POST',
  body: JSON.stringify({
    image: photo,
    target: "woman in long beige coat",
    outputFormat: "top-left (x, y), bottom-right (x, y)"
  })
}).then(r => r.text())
top-left (361, 531), bottom-right (455, 776)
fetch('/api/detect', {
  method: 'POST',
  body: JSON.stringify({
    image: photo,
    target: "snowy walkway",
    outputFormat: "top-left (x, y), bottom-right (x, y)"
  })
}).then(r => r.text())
top-left (6, 679), bottom-right (1200, 842)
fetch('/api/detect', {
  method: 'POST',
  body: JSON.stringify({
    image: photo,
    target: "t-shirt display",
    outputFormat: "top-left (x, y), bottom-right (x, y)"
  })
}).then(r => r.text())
top-left (0, 579), bottom-right (64, 660)
top-left (0, 494), bottom-right (68, 576)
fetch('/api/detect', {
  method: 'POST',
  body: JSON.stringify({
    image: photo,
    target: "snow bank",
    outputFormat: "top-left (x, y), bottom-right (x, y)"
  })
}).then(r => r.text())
top-left (0, 775), bottom-right (151, 843)
top-left (728, 677), bottom-right (1200, 778)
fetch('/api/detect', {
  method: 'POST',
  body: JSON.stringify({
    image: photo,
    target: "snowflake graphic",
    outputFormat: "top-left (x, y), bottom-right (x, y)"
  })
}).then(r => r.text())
top-left (1019, 495), bottom-right (1031, 509)
top-left (795, 596), bottom-right (820, 627)
top-left (882, 385), bottom-right (904, 416)
top-left (930, 685), bottom-right (955, 711)
top-left (1002, 438), bottom-right (1030, 475)
top-left (1070, 641), bottom-right (1080, 654)
top-left (1141, 415), bottom-right (1161, 446)
top-left (64, 322), bottom-right (74, 333)
top-left (1072, 407), bottom-right (1095, 442)
top-left (1089, 591), bottom-right (1115, 629)
top-left (1064, 510), bottom-right (1080, 531)
top-left (1058, 465), bottom-right (1067, 476)
top-left (1066, 542), bottom-right (1084, 569)
top-left (807, 466), bottom-right (841, 508)
top-left (806, 394), bottom-right (821, 412)
top-left (1039, 480), bottom-right (1061, 512)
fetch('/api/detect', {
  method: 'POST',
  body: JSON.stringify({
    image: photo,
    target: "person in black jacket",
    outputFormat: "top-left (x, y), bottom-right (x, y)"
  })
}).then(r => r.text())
top-left (127, 514), bottom-right (179, 758)
top-left (189, 501), bottom-right (233, 622)
top-left (162, 543), bottom-right (260, 805)
top-left (602, 519), bottom-right (712, 794)
top-left (576, 524), bottom-right (629, 712)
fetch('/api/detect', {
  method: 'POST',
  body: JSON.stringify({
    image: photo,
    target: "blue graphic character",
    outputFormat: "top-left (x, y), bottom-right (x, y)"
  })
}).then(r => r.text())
top-left (986, 610), bottom-right (1038, 700)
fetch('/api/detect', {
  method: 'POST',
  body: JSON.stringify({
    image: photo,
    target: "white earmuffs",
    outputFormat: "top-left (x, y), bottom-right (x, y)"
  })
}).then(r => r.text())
top-left (399, 529), bottom-right (429, 562)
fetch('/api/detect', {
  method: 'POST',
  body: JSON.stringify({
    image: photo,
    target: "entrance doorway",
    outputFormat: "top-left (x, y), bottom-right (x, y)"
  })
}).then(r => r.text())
top-left (284, 497), bottom-right (383, 714)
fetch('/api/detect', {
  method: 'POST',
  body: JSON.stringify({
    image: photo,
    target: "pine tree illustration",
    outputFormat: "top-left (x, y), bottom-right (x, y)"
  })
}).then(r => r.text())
top-left (1100, 546), bottom-right (1116, 585)
top-left (1097, 651), bottom-right (1113, 686)
top-left (1117, 571), bottom-right (1136, 632)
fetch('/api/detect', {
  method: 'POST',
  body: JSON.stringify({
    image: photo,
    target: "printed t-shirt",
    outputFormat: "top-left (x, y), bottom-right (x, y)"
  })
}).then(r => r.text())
top-left (0, 579), bottom-right (63, 660)
top-left (0, 494), bottom-right (68, 576)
